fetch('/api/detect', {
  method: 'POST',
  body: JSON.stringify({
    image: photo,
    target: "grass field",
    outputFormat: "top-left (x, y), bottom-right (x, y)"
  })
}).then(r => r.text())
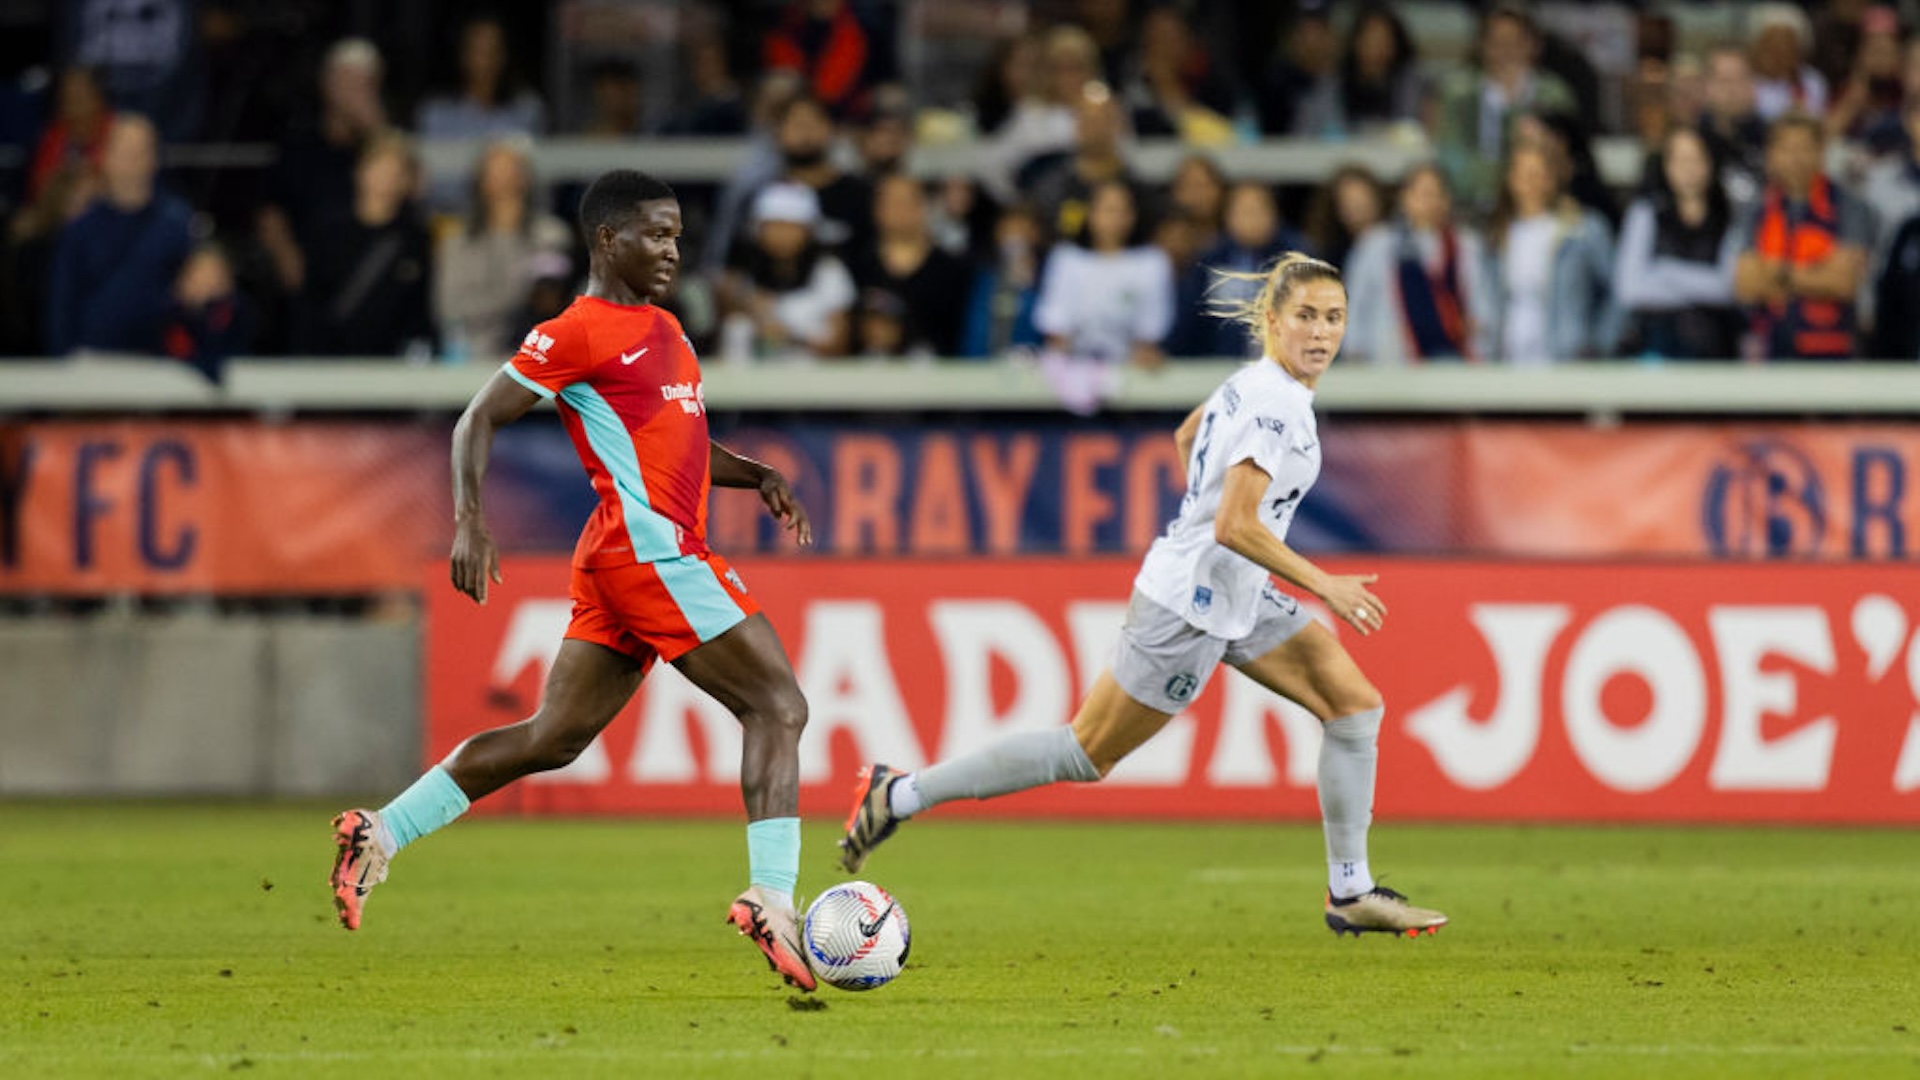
top-left (4, 805), bottom-right (1919, 1079)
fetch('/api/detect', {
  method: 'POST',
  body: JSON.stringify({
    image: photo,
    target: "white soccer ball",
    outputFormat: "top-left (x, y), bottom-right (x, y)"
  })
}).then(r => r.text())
top-left (803, 881), bottom-right (911, 991)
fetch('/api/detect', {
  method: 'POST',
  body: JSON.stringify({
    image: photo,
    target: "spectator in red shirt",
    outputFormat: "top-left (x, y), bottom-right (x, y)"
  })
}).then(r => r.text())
top-left (762, 0), bottom-right (898, 120)
top-left (27, 67), bottom-right (113, 204)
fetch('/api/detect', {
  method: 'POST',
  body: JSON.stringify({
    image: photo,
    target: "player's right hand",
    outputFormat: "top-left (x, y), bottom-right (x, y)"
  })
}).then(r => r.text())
top-left (450, 519), bottom-right (502, 605)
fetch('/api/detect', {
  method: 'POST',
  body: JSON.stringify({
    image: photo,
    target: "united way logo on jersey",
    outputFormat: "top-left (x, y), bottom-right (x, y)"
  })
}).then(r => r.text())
top-left (519, 329), bottom-right (555, 362)
top-left (1702, 439), bottom-right (1826, 557)
top-left (1191, 585), bottom-right (1213, 612)
top-left (1164, 672), bottom-right (1199, 703)
top-left (1255, 416), bottom-right (1286, 436)
top-left (661, 381), bottom-right (705, 416)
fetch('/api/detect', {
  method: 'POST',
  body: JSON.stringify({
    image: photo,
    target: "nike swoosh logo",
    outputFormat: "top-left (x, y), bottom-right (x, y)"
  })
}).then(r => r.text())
top-left (858, 901), bottom-right (896, 938)
top-left (620, 347), bottom-right (649, 365)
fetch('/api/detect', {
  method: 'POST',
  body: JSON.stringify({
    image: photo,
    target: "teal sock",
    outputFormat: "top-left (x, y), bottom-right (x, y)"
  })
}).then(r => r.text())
top-left (746, 817), bottom-right (801, 909)
top-left (379, 765), bottom-right (471, 853)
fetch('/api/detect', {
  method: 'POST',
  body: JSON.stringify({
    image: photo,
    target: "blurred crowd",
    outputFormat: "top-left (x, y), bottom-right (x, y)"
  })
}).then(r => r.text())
top-left (4, 0), bottom-right (1920, 382)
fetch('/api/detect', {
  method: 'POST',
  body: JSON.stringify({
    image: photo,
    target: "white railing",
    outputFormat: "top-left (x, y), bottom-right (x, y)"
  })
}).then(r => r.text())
top-left (5, 356), bottom-right (1920, 419)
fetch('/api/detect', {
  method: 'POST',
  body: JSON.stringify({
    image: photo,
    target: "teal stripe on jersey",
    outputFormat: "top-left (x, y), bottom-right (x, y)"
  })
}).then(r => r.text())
top-left (502, 361), bottom-right (555, 399)
top-left (557, 383), bottom-right (681, 559)
top-left (655, 554), bottom-right (749, 642)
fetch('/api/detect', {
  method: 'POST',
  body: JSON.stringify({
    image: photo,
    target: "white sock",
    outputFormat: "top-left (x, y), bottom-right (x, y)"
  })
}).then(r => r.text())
top-left (1319, 706), bottom-right (1383, 899)
top-left (889, 774), bottom-right (926, 818)
top-left (909, 727), bottom-right (1100, 813)
top-left (758, 887), bottom-right (794, 911)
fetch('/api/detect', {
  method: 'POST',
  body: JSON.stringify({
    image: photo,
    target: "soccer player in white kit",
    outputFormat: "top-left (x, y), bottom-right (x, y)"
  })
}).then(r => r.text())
top-left (837, 253), bottom-right (1447, 936)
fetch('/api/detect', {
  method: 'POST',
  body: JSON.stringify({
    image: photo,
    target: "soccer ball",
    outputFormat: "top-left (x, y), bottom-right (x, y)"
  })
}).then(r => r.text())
top-left (803, 881), bottom-right (911, 991)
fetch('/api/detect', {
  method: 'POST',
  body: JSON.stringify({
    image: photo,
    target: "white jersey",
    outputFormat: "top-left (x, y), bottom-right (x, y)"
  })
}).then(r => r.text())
top-left (1134, 359), bottom-right (1321, 639)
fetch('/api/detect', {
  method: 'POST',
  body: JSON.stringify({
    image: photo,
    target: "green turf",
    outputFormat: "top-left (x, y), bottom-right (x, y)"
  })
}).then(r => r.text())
top-left (3, 806), bottom-right (1918, 1079)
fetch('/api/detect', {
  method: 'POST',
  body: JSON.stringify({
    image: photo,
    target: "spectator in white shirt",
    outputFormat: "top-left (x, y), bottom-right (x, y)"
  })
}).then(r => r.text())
top-left (1614, 126), bottom-right (1743, 360)
top-left (1034, 179), bottom-right (1174, 371)
top-left (718, 182), bottom-right (855, 361)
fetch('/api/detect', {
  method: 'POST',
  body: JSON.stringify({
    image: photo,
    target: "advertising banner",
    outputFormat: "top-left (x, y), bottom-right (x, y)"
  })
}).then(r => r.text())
top-left (425, 556), bottom-right (1920, 823)
top-left (9, 418), bottom-right (1920, 594)
top-left (0, 420), bottom-right (447, 595)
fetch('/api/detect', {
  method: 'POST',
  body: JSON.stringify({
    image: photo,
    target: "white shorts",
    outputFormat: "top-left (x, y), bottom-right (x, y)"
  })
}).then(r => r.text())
top-left (1110, 584), bottom-right (1315, 715)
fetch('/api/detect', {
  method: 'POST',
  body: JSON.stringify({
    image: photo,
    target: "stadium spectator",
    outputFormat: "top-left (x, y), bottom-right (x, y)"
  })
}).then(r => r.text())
top-left (54, 0), bottom-right (199, 141)
top-left (1119, 4), bottom-right (1239, 143)
top-left (1733, 114), bottom-right (1873, 361)
top-left (1861, 98), bottom-right (1920, 269)
top-left (579, 58), bottom-right (643, 139)
top-left (433, 138), bottom-right (573, 362)
top-left (1026, 82), bottom-right (1136, 247)
top-left (927, 175), bottom-right (991, 259)
top-left (1487, 138), bottom-right (1616, 365)
top-left (1343, 163), bottom-right (1494, 366)
top-left (1166, 153), bottom-right (1228, 255)
top-left (1698, 43), bottom-right (1768, 203)
top-left (969, 35), bottom-right (1039, 139)
top-left (1077, 0), bottom-right (1135, 87)
top-left (26, 67), bottom-right (111, 205)
top-left (656, 33), bottom-right (748, 137)
top-left (958, 201), bottom-right (1044, 359)
top-left (416, 15), bottom-right (546, 140)
top-left (1811, 0), bottom-right (1875, 92)
top-left (44, 114), bottom-right (191, 356)
top-left (761, 0), bottom-right (898, 121)
top-left (852, 286), bottom-right (911, 359)
top-left (291, 133), bottom-right (433, 358)
top-left (719, 182), bottom-right (855, 361)
top-left (1824, 6), bottom-right (1908, 149)
top-left (1522, 110), bottom-right (1620, 230)
top-left (256, 39), bottom-right (388, 304)
top-left (1170, 181), bottom-right (1303, 359)
top-left (852, 86), bottom-right (912, 178)
top-left (1034, 179), bottom-right (1174, 371)
top-left (1871, 209), bottom-right (1920, 359)
top-left (1293, 4), bottom-right (1425, 138)
top-left (1614, 126), bottom-right (1743, 361)
top-left (1747, 4), bottom-right (1829, 123)
top-left (1304, 163), bottom-right (1387, 270)
top-left (162, 242), bottom-right (255, 382)
top-left (417, 15), bottom-right (546, 214)
top-left (850, 173), bottom-right (968, 357)
top-left (1257, 5), bottom-right (1338, 136)
top-left (984, 26), bottom-right (1099, 205)
top-left (1434, 4), bottom-right (1578, 217)
top-left (769, 94), bottom-right (872, 258)
top-left (701, 70), bottom-right (803, 273)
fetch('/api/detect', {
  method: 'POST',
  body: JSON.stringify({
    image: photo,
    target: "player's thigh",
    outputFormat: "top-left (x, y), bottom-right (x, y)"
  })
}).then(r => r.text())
top-left (532, 637), bottom-right (647, 740)
top-left (671, 612), bottom-right (805, 723)
top-left (1070, 672), bottom-right (1177, 776)
top-left (1231, 622), bottom-right (1381, 722)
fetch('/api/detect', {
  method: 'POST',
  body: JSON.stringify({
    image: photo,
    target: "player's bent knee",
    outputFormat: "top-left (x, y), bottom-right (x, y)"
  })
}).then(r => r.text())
top-left (744, 689), bottom-right (808, 739)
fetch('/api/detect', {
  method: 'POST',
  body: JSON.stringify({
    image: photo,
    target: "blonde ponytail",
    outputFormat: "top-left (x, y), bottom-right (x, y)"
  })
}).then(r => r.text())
top-left (1203, 252), bottom-right (1342, 357)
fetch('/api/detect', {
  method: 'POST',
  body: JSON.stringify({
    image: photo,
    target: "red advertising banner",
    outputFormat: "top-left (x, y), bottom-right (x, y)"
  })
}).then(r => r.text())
top-left (426, 556), bottom-right (1920, 823)
top-left (0, 421), bottom-right (447, 594)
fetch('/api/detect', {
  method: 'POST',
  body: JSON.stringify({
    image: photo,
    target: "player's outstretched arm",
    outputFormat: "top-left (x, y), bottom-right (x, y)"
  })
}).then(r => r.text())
top-left (450, 370), bottom-right (543, 604)
top-left (709, 440), bottom-right (812, 547)
top-left (1214, 459), bottom-right (1386, 637)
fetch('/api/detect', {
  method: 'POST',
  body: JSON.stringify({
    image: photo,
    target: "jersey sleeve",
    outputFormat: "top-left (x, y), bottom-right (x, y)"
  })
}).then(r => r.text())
top-left (503, 316), bottom-right (593, 399)
top-left (1217, 405), bottom-right (1293, 480)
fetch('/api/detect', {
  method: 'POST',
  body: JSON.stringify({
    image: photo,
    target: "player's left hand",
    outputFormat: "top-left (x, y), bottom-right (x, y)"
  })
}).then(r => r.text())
top-left (758, 470), bottom-right (812, 547)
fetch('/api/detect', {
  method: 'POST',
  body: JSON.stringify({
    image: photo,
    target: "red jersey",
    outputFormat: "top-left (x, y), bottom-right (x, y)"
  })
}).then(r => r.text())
top-left (504, 296), bottom-right (710, 567)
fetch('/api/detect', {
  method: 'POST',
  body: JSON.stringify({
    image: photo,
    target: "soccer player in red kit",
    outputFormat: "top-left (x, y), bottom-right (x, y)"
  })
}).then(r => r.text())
top-left (329, 170), bottom-right (819, 991)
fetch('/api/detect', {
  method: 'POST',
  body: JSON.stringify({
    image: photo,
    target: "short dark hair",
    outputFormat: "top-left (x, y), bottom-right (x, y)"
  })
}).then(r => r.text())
top-left (577, 169), bottom-right (676, 242)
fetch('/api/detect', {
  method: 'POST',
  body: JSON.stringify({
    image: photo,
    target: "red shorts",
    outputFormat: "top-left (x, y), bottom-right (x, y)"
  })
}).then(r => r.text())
top-left (565, 552), bottom-right (760, 671)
